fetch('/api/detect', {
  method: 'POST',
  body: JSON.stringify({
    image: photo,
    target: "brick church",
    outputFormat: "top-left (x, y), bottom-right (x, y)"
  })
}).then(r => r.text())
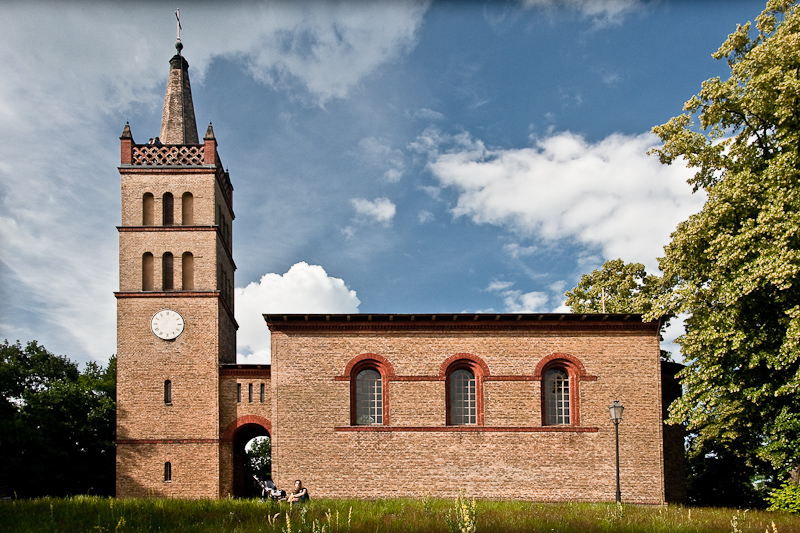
top-left (115, 41), bottom-right (686, 503)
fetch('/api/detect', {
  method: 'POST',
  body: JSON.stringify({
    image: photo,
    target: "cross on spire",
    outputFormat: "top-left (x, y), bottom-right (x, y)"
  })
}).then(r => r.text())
top-left (176, 9), bottom-right (182, 43)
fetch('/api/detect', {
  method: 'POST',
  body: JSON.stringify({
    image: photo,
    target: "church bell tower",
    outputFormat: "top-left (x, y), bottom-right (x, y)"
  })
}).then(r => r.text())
top-left (115, 38), bottom-right (236, 498)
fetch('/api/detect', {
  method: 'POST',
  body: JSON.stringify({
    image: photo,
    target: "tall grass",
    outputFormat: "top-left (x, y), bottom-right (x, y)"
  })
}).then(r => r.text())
top-left (1, 495), bottom-right (798, 533)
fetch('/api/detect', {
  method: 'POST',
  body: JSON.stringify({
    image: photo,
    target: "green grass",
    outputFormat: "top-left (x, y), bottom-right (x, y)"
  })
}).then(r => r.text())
top-left (1, 496), bottom-right (798, 533)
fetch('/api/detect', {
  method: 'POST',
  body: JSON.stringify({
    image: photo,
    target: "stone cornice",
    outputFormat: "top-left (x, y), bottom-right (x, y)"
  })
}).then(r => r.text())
top-left (115, 290), bottom-right (238, 328)
top-left (265, 313), bottom-right (659, 334)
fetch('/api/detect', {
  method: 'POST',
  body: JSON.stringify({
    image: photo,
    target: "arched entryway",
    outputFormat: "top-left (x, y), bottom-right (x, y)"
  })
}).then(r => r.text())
top-left (223, 416), bottom-right (272, 498)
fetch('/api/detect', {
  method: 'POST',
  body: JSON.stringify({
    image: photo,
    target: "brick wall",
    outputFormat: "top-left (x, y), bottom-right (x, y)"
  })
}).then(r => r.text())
top-left (268, 315), bottom-right (667, 503)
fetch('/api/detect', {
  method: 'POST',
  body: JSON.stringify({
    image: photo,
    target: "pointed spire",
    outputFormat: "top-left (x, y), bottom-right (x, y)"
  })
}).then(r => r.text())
top-left (120, 121), bottom-right (133, 140)
top-left (159, 40), bottom-right (199, 145)
top-left (204, 122), bottom-right (216, 141)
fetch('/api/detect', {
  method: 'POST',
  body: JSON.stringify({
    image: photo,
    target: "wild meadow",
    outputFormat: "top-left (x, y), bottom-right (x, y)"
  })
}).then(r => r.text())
top-left (1, 495), bottom-right (799, 533)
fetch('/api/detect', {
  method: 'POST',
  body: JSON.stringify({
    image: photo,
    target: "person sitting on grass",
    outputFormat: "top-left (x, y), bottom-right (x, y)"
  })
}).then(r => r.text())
top-left (287, 479), bottom-right (309, 503)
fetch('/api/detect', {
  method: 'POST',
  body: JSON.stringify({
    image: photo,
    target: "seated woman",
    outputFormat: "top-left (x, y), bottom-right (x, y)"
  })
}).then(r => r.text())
top-left (287, 480), bottom-right (309, 503)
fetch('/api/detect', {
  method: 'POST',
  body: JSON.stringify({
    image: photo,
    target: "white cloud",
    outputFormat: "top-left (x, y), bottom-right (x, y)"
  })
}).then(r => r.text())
top-left (503, 242), bottom-right (538, 259)
top-left (424, 130), bottom-right (704, 274)
top-left (418, 210), bottom-right (435, 224)
top-left (235, 262), bottom-right (361, 364)
top-left (351, 197), bottom-right (397, 225)
top-left (216, 2), bottom-right (430, 107)
top-left (523, 0), bottom-right (643, 27)
top-left (407, 107), bottom-right (445, 121)
top-left (502, 290), bottom-right (550, 313)
top-left (357, 137), bottom-right (406, 183)
top-left (486, 280), bottom-right (515, 292)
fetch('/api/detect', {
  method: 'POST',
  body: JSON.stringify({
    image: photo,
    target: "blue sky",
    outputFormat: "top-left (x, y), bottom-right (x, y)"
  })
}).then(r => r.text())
top-left (0, 0), bottom-right (767, 365)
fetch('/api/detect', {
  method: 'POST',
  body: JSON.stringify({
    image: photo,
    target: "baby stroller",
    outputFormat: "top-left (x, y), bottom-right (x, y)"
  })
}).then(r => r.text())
top-left (253, 476), bottom-right (286, 500)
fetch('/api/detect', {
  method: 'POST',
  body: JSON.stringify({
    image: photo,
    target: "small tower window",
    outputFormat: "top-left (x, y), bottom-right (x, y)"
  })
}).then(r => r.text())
top-left (182, 192), bottom-right (194, 225)
top-left (164, 380), bottom-right (172, 405)
top-left (163, 192), bottom-right (174, 226)
top-left (162, 252), bottom-right (174, 291)
top-left (248, 383), bottom-right (253, 403)
top-left (181, 252), bottom-right (194, 290)
top-left (260, 383), bottom-right (265, 403)
top-left (143, 193), bottom-right (154, 225)
top-left (142, 252), bottom-right (154, 291)
top-left (237, 383), bottom-right (242, 403)
top-left (164, 461), bottom-right (172, 482)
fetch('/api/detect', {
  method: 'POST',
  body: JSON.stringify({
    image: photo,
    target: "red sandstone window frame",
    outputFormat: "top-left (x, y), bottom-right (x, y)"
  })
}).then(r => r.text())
top-left (341, 353), bottom-right (396, 426)
top-left (533, 353), bottom-right (594, 427)
top-left (441, 354), bottom-right (488, 426)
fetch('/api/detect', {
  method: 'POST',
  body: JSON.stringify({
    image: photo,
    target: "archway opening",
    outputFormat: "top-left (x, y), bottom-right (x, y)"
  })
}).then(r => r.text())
top-left (232, 423), bottom-right (270, 498)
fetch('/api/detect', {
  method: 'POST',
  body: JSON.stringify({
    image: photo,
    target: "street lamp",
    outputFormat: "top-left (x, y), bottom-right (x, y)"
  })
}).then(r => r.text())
top-left (609, 400), bottom-right (624, 503)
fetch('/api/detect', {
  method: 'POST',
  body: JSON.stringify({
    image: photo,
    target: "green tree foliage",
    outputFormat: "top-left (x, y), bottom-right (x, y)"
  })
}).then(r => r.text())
top-left (767, 480), bottom-right (800, 513)
top-left (648, 0), bottom-right (800, 480)
top-left (246, 436), bottom-right (272, 481)
top-left (564, 259), bottom-right (673, 360)
top-left (0, 340), bottom-right (116, 497)
top-left (564, 259), bottom-right (662, 314)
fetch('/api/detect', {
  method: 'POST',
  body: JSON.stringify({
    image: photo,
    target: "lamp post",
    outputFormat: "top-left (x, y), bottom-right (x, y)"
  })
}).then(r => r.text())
top-left (609, 400), bottom-right (624, 503)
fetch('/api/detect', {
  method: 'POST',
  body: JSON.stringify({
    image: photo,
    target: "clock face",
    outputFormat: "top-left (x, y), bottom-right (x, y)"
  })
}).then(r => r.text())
top-left (151, 309), bottom-right (184, 340)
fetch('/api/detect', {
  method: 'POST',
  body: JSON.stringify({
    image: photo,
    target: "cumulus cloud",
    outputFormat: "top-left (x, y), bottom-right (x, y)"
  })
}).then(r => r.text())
top-left (422, 130), bottom-right (704, 274)
top-left (351, 197), bottom-right (397, 225)
top-left (235, 262), bottom-right (361, 364)
top-left (485, 280), bottom-right (561, 313)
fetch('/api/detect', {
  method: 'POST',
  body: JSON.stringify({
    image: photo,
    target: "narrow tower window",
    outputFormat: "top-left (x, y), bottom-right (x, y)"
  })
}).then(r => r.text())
top-left (260, 383), bottom-right (265, 403)
top-left (164, 461), bottom-right (172, 482)
top-left (163, 192), bottom-right (174, 226)
top-left (182, 192), bottom-right (194, 225)
top-left (248, 383), bottom-right (253, 403)
top-left (164, 380), bottom-right (172, 404)
top-left (237, 383), bottom-right (242, 403)
top-left (181, 252), bottom-right (194, 290)
top-left (142, 252), bottom-right (154, 291)
top-left (143, 193), bottom-right (154, 225)
top-left (162, 252), bottom-right (174, 291)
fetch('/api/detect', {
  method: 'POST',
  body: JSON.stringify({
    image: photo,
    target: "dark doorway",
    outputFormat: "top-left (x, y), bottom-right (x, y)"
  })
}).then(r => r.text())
top-left (232, 423), bottom-right (270, 498)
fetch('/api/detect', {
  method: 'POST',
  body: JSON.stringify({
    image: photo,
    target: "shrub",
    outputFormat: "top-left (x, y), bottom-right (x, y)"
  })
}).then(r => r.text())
top-left (767, 481), bottom-right (800, 514)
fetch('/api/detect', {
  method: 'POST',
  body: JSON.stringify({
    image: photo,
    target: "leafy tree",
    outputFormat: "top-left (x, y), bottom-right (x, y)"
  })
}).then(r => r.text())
top-left (564, 259), bottom-right (662, 314)
top-left (647, 0), bottom-right (800, 482)
top-left (0, 340), bottom-right (116, 497)
top-left (246, 436), bottom-right (271, 481)
top-left (565, 259), bottom-right (673, 360)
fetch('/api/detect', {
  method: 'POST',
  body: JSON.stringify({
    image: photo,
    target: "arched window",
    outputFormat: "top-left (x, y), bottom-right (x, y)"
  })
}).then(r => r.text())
top-left (143, 193), bottom-right (154, 225)
top-left (448, 368), bottom-right (476, 425)
top-left (355, 368), bottom-right (382, 425)
top-left (544, 368), bottom-right (570, 425)
top-left (142, 252), bottom-right (154, 291)
top-left (162, 192), bottom-right (174, 226)
top-left (181, 252), bottom-right (194, 290)
top-left (162, 252), bottom-right (174, 291)
top-left (534, 353), bottom-right (592, 427)
top-left (164, 461), bottom-right (172, 482)
top-left (182, 192), bottom-right (194, 225)
top-left (441, 355), bottom-right (488, 426)
top-left (164, 380), bottom-right (172, 404)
